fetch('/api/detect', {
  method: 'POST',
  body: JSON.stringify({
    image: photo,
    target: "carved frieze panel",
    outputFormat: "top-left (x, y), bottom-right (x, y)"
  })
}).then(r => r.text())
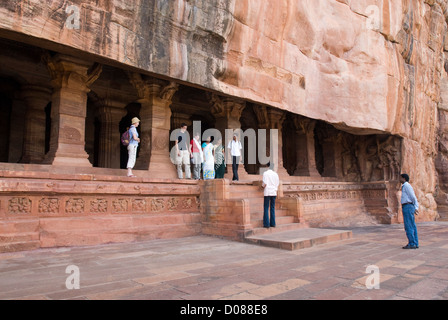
top-left (150, 197), bottom-right (200, 213)
top-left (8, 198), bottom-right (31, 214)
top-left (65, 198), bottom-right (85, 214)
top-left (90, 199), bottom-right (108, 213)
top-left (38, 198), bottom-right (59, 214)
top-left (112, 199), bottom-right (128, 213)
top-left (167, 198), bottom-right (179, 211)
top-left (284, 183), bottom-right (387, 203)
top-left (1, 193), bottom-right (200, 217)
top-left (151, 198), bottom-right (165, 212)
top-left (132, 199), bottom-right (147, 212)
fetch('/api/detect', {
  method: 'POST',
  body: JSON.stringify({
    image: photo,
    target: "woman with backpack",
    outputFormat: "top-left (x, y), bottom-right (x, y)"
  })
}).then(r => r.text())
top-left (126, 117), bottom-right (140, 177)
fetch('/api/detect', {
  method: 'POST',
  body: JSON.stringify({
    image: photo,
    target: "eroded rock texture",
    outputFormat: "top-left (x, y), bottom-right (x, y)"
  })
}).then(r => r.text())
top-left (0, 0), bottom-right (448, 220)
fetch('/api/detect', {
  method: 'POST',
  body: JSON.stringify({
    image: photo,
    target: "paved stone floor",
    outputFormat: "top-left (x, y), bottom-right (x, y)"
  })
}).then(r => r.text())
top-left (2, 222), bottom-right (448, 302)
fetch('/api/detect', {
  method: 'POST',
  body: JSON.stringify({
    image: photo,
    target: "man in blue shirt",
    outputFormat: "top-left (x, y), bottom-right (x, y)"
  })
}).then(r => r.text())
top-left (400, 173), bottom-right (419, 249)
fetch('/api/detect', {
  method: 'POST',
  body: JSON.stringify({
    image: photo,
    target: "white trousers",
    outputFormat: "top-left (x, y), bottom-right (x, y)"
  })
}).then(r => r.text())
top-left (127, 144), bottom-right (138, 169)
top-left (176, 150), bottom-right (191, 179)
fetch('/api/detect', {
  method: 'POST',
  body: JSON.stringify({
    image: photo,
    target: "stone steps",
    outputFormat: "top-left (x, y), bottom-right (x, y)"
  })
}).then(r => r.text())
top-left (227, 183), bottom-right (366, 250)
top-left (244, 228), bottom-right (353, 251)
top-left (228, 184), bottom-right (318, 249)
top-left (250, 215), bottom-right (296, 228)
top-left (245, 222), bottom-right (309, 237)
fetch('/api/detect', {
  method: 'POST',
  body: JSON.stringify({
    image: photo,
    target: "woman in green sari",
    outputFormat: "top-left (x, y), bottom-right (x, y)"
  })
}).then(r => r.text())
top-left (214, 139), bottom-right (226, 179)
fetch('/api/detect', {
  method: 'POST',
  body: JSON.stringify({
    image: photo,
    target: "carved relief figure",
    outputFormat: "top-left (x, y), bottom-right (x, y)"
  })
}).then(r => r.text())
top-left (340, 134), bottom-right (361, 182)
top-left (378, 136), bottom-right (401, 181)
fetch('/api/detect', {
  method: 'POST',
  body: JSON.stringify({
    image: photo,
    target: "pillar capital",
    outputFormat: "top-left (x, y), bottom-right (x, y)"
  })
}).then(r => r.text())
top-left (128, 72), bottom-right (178, 104)
top-left (254, 105), bottom-right (285, 129)
top-left (44, 53), bottom-right (102, 92)
top-left (293, 115), bottom-right (316, 134)
top-left (253, 105), bottom-right (270, 128)
top-left (267, 108), bottom-right (286, 129)
top-left (209, 94), bottom-right (246, 122)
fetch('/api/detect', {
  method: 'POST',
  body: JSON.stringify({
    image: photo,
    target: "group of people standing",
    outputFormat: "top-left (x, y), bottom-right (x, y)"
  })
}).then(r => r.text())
top-left (175, 123), bottom-right (241, 181)
top-left (124, 120), bottom-right (242, 181)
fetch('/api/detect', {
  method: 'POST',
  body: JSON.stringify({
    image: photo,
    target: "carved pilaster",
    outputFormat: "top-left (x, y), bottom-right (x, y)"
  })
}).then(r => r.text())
top-left (21, 85), bottom-right (52, 163)
top-left (254, 106), bottom-right (288, 177)
top-left (292, 116), bottom-right (320, 177)
top-left (95, 97), bottom-right (127, 169)
top-left (128, 72), bottom-right (179, 178)
top-left (43, 53), bottom-right (102, 167)
top-left (209, 94), bottom-right (247, 179)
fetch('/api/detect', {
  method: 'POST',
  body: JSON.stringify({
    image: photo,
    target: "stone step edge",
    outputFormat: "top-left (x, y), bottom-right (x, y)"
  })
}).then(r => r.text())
top-left (244, 228), bottom-right (352, 251)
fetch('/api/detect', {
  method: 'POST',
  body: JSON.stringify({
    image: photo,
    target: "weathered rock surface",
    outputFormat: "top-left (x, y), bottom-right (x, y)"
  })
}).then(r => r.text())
top-left (0, 0), bottom-right (447, 220)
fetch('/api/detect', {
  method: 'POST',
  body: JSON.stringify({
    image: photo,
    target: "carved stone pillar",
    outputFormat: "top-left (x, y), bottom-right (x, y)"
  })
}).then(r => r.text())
top-left (333, 134), bottom-right (344, 179)
top-left (314, 123), bottom-right (340, 178)
top-left (96, 99), bottom-right (127, 169)
top-left (209, 94), bottom-right (246, 179)
top-left (129, 73), bottom-right (178, 179)
top-left (43, 53), bottom-right (102, 167)
top-left (254, 106), bottom-right (288, 177)
top-left (266, 108), bottom-right (288, 177)
top-left (21, 85), bottom-right (52, 163)
top-left (292, 117), bottom-right (320, 177)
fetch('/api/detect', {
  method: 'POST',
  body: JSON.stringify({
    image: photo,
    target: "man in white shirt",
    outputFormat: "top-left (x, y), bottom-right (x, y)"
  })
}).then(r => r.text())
top-left (262, 162), bottom-right (280, 228)
top-left (227, 134), bottom-right (242, 181)
top-left (175, 123), bottom-right (192, 179)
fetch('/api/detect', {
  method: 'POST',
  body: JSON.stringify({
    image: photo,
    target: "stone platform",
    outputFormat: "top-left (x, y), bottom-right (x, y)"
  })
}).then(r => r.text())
top-left (245, 228), bottom-right (353, 250)
top-left (0, 164), bottom-right (400, 253)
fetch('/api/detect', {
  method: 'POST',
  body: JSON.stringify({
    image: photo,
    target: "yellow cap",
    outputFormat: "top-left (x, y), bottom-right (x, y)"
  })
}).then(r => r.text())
top-left (131, 117), bottom-right (140, 124)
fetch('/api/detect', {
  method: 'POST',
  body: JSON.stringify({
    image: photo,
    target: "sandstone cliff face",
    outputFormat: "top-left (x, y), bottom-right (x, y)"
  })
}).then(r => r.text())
top-left (0, 0), bottom-right (447, 220)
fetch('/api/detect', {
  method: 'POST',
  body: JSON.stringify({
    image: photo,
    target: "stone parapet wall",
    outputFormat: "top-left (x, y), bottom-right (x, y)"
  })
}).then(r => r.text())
top-left (282, 181), bottom-right (398, 227)
top-left (0, 169), bottom-right (201, 253)
top-left (200, 179), bottom-right (251, 240)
